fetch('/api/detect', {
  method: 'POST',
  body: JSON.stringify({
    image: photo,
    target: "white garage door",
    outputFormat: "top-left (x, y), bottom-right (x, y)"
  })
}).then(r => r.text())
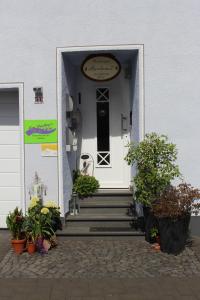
top-left (0, 90), bottom-right (21, 228)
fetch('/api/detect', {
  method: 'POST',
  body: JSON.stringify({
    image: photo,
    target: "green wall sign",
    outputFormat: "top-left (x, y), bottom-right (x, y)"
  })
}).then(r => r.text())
top-left (24, 120), bottom-right (58, 144)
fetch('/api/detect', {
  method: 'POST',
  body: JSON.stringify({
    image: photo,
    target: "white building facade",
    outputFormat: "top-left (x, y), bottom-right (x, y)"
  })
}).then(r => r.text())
top-left (0, 0), bottom-right (200, 233)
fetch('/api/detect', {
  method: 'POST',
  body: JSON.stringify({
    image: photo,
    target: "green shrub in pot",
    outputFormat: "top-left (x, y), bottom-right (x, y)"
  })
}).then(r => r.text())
top-left (125, 133), bottom-right (181, 206)
top-left (124, 132), bottom-right (181, 242)
top-left (73, 175), bottom-right (100, 198)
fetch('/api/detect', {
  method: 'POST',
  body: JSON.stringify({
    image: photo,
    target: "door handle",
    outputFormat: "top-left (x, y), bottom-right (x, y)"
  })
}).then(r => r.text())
top-left (121, 114), bottom-right (127, 132)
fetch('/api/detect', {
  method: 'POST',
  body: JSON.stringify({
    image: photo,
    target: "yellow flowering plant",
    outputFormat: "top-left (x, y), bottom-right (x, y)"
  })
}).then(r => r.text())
top-left (27, 200), bottom-right (54, 240)
top-left (29, 196), bottom-right (40, 209)
top-left (44, 200), bottom-right (58, 209)
top-left (26, 198), bottom-right (62, 241)
top-left (44, 200), bottom-right (62, 231)
top-left (41, 207), bottom-right (50, 215)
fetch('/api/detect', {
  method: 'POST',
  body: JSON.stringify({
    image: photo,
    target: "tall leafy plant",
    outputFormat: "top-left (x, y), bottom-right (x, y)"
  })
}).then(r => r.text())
top-left (125, 133), bottom-right (180, 206)
top-left (6, 207), bottom-right (25, 240)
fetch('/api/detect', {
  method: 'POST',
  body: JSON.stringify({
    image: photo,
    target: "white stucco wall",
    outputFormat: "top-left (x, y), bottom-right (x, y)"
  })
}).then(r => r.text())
top-left (0, 0), bottom-right (200, 212)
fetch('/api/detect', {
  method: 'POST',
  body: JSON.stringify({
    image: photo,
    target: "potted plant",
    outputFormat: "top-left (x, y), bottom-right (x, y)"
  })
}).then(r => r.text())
top-left (24, 215), bottom-right (38, 254)
top-left (44, 200), bottom-right (62, 232)
top-left (152, 183), bottom-right (200, 255)
top-left (150, 227), bottom-right (160, 244)
top-left (73, 175), bottom-right (100, 199)
top-left (125, 133), bottom-right (180, 241)
top-left (6, 207), bottom-right (26, 254)
top-left (28, 197), bottom-right (57, 253)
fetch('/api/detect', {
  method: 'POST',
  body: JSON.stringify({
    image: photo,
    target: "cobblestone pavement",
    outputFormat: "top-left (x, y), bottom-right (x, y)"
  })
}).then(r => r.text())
top-left (1, 235), bottom-right (200, 299)
top-left (0, 230), bottom-right (10, 261)
top-left (0, 238), bottom-right (200, 279)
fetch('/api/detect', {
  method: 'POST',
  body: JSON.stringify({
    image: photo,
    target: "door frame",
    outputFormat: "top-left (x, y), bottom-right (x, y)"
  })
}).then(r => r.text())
top-left (0, 82), bottom-right (25, 214)
top-left (56, 44), bottom-right (145, 215)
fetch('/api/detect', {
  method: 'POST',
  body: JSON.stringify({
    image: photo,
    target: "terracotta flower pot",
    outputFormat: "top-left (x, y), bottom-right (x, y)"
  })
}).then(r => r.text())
top-left (156, 236), bottom-right (160, 245)
top-left (11, 239), bottom-right (26, 254)
top-left (27, 242), bottom-right (36, 254)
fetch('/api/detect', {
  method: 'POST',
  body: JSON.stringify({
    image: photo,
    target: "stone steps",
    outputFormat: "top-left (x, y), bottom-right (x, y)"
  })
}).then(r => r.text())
top-left (62, 189), bottom-right (144, 237)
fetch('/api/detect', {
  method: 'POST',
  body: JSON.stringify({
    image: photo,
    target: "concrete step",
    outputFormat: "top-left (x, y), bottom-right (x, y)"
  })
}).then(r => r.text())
top-left (94, 188), bottom-right (132, 195)
top-left (56, 226), bottom-right (144, 237)
top-left (66, 215), bottom-right (137, 227)
top-left (67, 214), bottom-right (136, 221)
top-left (57, 235), bottom-right (145, 240)
top-left (83, 195), bottom-right (133, 202)
top-left (82, 188), bottom-right (133, 202)
top-left (79, 207), bottom-right (130, 215)
top-left (80, 199), bottom-right (132, 206)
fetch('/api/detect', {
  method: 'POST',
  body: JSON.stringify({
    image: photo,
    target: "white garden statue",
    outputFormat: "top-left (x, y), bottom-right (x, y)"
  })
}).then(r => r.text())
top-left (29, 172), bottom-right (47, 203)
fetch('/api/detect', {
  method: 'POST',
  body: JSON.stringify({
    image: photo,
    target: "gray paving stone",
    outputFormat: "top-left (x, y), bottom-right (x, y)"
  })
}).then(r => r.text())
top-left (0, 234), bottom-right (200, 299)
top-left (0, 239), bottom-right (200, 279)
top-left (70, 297), bottom-right (105, 300)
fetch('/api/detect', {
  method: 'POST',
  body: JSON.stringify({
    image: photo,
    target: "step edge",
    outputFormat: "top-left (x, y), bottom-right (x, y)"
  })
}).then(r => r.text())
top-left (56, 232), bottom-right (144, 237)
top-left (66, 217), bottom-right (137, 221)
top-left (80, 205), bottom-right (131, 208)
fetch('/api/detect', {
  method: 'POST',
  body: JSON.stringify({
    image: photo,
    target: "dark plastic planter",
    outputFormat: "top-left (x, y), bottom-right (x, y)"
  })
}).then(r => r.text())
top-left (158, 214), bottom-right (190, 255)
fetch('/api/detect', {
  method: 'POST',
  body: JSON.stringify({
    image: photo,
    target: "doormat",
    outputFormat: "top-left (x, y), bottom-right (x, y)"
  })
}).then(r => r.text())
top-left (90, 227), bottom-right (134, 232)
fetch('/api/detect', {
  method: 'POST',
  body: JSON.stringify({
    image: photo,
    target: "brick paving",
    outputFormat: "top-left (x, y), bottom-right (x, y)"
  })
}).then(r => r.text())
top-left (0, 238), bottom-right (200, 279)
top-left (0, 232), bottom-right (200, 299)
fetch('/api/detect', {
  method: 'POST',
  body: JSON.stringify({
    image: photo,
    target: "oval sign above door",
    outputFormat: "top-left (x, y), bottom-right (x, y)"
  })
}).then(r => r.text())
top-left (81, 54), bottom-right (121, 81)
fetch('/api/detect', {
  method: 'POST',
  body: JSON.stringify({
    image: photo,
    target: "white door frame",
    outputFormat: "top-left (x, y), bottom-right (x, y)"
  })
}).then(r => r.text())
top-left (0, 82), bottom-right (25, 214)
top-left (56, 44), bottom-right (144, 215)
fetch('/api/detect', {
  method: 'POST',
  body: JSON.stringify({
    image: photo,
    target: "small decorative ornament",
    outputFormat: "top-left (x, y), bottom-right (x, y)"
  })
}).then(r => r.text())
top-left (33, 87), bottom-right (43, 103)
top-left (29, 172), bottom-right (47, 203)
top-left (81, 54), bottom-right (121, 81)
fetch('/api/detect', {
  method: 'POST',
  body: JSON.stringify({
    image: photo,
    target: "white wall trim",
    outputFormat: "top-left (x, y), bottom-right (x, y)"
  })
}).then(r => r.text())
top-left (56, 44), bottom-right (145, 214)
top-left (0, 82), bottom-right (25, 213)
top-left (56, 52), bottom-right (65, 216)
top-left (138, 45), bottom-right (145, 141)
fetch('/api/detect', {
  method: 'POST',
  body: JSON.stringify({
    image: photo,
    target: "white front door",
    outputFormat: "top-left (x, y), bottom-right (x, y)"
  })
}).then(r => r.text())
top-left (79, 72), bottom-right (131, 188)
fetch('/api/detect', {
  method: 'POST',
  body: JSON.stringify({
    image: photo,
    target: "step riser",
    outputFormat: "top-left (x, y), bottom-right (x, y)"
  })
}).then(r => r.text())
top-left (80, 202), bottom-right (131, 207)
top-left (66, 221), bottom-right (133, 227)
top-left (82, 196), bottom-right (133, 202)
top-left (79, 208), bottom-right (130, 215)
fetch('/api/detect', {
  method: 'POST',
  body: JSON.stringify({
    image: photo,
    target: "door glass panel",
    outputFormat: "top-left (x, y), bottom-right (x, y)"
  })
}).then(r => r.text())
top-left (97, 102), bottom-right (109, 151)
top-left (96, 88), bottom-right (110, 166)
